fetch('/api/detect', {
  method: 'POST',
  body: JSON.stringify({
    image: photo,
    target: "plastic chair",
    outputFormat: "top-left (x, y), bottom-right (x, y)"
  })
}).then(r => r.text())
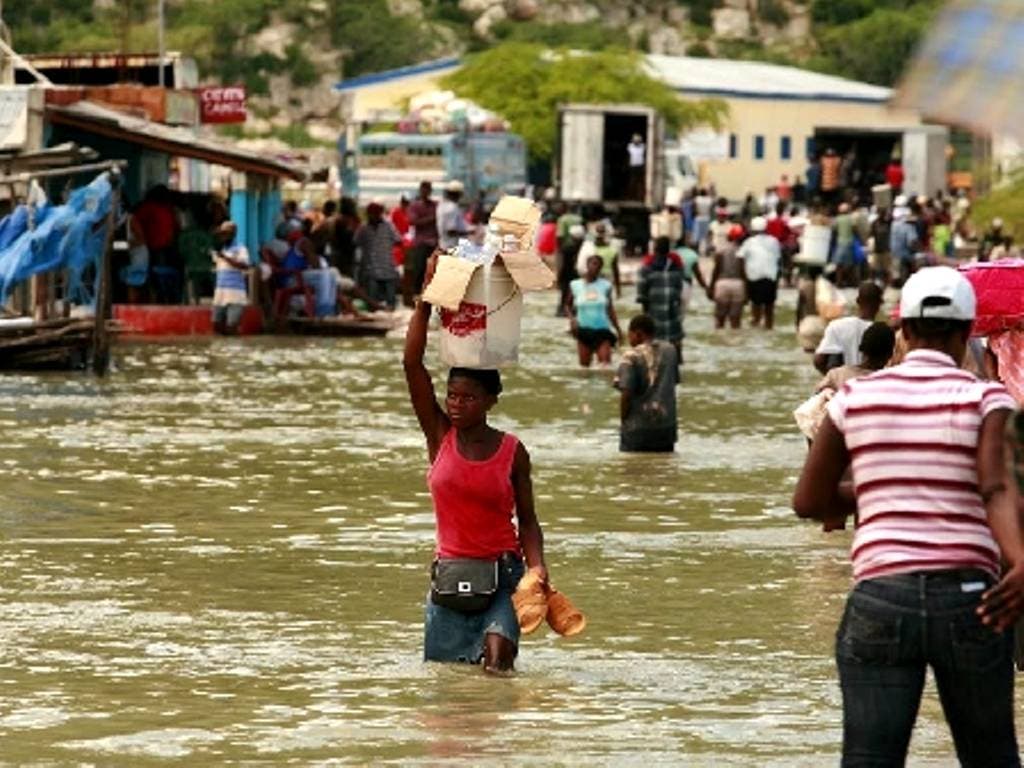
top-left (178, 229), bottom-right (215, 304)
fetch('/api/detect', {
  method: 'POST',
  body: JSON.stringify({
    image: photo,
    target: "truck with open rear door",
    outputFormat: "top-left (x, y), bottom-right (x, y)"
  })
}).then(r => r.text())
top-left (555, 103), bottom-right (667, 249)
top-left (555, 103), bottom-right (665, 208)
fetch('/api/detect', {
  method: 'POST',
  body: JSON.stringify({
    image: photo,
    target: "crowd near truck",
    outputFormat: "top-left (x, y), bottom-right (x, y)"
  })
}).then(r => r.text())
top-left (811, 124), bottom-right (952, 199)
top-left (346, 130), bottom-right (527, 207)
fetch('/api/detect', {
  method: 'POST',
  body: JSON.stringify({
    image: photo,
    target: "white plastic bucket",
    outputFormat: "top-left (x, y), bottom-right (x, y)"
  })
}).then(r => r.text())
top-left (872, 183), bottom-right (892, 210)
top-left (439, 259), bottom-right (523, 368)
top-left (798, 224), bottom-right (831, 266)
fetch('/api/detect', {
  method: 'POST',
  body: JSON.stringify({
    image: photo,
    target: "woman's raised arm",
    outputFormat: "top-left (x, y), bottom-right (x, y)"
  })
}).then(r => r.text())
top-left (403, 254), bottom-right (449, 459)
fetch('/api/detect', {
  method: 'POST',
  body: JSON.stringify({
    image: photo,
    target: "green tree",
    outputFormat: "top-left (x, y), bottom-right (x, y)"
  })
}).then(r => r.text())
top-left (682, 0), bottom-right (721, 29)
top-left (817, 5), bottom-right (936, 86)
top-left (328, 0), bottom-right (438, 77)
top-left (811, 0), bottom-right (876, 25)
top-left (490, 20), bottom-right (622, 50)
top-left (758, 0), bottom-right (790, 27)
top-left (442, 43), bottom-right (727, 162)
top-left (810, 0), bottom-right (936, 25)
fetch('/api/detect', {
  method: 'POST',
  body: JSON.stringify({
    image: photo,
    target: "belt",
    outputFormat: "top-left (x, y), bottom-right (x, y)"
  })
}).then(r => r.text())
top-left (872, 568), bottom-right (993, 586)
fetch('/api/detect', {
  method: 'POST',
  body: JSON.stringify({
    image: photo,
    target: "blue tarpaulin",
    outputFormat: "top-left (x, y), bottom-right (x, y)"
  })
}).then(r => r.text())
top-left (0, 172), bottom-right (113, 306)
top-left (894, 0), bottom-right (1024, 139)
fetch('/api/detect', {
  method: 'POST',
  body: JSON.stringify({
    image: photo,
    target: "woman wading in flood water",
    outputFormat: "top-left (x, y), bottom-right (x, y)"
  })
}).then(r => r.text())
top-left (403, 254), bottom-right (547, 673)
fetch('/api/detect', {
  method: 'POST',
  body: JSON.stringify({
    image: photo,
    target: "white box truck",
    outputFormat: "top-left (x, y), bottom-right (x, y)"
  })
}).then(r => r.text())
top-left (555, 103), bottom-right (666, 209)
top-left (900, 125), bottom-right (949, 199)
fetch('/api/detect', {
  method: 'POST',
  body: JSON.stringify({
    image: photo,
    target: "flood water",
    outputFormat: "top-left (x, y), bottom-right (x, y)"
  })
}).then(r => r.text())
top-left (0, 288), bottom-right (969, 765)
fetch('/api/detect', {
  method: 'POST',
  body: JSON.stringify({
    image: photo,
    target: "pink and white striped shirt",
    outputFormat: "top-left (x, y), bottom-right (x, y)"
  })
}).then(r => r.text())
top-left (827, 348), bottom-right (1016, 582)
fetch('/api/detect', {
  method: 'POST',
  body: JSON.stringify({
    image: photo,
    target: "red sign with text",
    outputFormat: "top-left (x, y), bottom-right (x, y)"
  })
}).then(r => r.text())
top-left (198, 86), bottom-right (247, 124)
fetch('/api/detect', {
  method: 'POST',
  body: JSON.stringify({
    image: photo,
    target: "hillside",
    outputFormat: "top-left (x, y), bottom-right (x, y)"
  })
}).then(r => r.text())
top-left (8, 0), bottom-right (941, 145)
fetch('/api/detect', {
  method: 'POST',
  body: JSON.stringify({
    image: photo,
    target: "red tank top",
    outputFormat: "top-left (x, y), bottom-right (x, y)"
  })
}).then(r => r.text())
top-left (428, 430), bottom-right (521, 559)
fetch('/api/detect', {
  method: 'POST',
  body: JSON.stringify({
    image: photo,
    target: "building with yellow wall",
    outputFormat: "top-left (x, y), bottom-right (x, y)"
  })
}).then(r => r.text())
top-left (337, 58), bottom-right (461, 125)
top-left (645, 54), bottom-right (924, 200)
top-left (336, 54), bottom-right (934, 200)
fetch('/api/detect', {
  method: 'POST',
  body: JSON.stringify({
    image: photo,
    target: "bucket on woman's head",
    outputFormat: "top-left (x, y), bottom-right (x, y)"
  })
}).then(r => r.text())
top-left (872, 183), bottom-right (892, 211)
top-left (439, 259), bottom-right (523, 368)
top-left (798, 224), bottom-right (831, 266)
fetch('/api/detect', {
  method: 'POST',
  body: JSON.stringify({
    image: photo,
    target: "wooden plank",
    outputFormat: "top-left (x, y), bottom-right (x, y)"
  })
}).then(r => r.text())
top-left (92, 170), bottom-right (120, 375)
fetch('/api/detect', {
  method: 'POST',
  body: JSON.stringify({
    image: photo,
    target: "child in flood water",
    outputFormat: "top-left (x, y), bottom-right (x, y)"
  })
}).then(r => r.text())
top-left (403, 254), bottom-right (547, 673)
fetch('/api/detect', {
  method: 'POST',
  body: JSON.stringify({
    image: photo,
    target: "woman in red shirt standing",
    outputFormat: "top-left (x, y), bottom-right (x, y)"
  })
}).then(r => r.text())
top-left (403, 255), bottom-right (547, 673)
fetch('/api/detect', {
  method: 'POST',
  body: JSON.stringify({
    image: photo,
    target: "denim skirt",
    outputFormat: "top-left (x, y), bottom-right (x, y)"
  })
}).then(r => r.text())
top-left (423, 554), bottom-right (524, 664)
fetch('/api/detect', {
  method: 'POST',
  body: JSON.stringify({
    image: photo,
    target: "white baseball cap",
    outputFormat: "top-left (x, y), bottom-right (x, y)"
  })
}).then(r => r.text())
top-left (750, 216), bottom-right (767, 232)
top-left (899, 266), bottom-right (976, 321)
top-left (445, 179), bottom-right (464, 193)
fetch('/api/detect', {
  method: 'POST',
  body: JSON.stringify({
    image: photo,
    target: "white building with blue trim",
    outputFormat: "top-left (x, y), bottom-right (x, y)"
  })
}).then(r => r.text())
top-left (336, 53), bottom-right (931, 199)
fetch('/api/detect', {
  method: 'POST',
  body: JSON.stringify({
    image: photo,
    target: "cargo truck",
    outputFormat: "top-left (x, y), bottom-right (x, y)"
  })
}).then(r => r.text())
top-left (555, 103), bottom-right (667, 209)
top-left (555, 103), bottom-right (701, 248)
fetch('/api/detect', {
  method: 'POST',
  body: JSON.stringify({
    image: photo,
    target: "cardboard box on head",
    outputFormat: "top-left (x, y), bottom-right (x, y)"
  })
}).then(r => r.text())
top-left (421, 196), bottom-right (554, 367)
top-left (487, 195), bottom-right (553, 292)
top-left (422, 254), bottom-right (479, 311)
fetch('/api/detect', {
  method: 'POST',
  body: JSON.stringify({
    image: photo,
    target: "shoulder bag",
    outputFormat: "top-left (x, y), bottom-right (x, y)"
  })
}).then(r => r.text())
top-left (430, 558), bottom-right (499, 613)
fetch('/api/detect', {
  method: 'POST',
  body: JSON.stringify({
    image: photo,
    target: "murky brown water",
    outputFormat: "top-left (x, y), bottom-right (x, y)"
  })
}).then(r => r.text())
top-left (0, 288), bottom-right (970, 765)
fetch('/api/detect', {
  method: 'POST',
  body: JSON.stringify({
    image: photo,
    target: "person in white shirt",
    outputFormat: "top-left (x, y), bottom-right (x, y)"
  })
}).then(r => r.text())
top-left (739, 216), bottom-right (782, 329)
top-left (627, 134), bottom-right (646, 201)
top-left (813, 281), bottom-right (883, 373)
top-left (437, 180), bottom-right (469, 250)
top-left (692, 188), bottom-right (713, 254)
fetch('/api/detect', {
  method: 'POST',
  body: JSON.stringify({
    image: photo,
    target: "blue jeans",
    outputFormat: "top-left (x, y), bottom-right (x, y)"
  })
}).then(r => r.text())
top-left (836, 570), bottom-right (1020, 767)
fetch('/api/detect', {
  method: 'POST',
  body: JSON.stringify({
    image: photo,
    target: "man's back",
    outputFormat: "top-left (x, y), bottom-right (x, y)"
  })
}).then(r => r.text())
top-left (890, 219), bottom-right (918, 261)
top-left (816, 316), bottom-right (870, 367)
top-left (740, 235), bottom-right (780, 282)
top-left (827, 349), bottom-right (1014, 581)
top-left (616, 340), bottom-right (679, 452)
top-left (821, 156), bottom-right (841, 191)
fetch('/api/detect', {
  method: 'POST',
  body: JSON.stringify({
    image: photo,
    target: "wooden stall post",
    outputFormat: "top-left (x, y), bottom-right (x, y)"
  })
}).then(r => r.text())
top-left (92, 169), bottom-right (121, 375)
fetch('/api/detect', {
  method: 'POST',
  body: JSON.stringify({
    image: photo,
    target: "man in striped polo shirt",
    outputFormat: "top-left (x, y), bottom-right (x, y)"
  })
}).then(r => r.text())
top-left (793, 266), bottom-right (1024, 766)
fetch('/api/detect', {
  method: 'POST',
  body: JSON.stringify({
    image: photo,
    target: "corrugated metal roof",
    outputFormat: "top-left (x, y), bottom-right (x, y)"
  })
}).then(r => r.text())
top-left (645, 54), bottom-right (892, 103)
top-left (331, 52), bottom-right (892, 104)
top-left (46, 101), bottom-right (305, 180)
top-left (334, 57), bottom-right (461, 92)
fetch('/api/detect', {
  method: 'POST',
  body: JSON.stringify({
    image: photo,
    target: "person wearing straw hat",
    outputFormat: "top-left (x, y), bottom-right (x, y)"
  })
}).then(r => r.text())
top-left (794, 266), bottom-right (1024, 765)
top-left (404, 254), bottom-right (548, 674)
